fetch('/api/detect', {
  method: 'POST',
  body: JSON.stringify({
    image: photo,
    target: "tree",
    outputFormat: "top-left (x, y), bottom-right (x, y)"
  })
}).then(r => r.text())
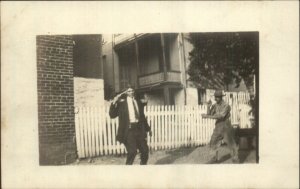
top-left (187, 32), bottom-right (258, 91)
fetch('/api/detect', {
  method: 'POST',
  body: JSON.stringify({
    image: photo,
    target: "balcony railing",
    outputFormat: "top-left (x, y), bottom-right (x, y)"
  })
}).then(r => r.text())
top-left (114, 33), bottom-right (148, 46)
top-left (167, 72), bottom-right (181, 82)
top-left (114, 34), bottom-right (135, 45)
top-left (138, 71), bottom-right (181, 86)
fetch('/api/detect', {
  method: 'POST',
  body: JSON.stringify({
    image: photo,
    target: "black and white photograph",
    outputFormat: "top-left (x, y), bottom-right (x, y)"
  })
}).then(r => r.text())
top-left (37, 33), bottom-right (258, 165)
top-left (2, 1), bottom-right (299, 189)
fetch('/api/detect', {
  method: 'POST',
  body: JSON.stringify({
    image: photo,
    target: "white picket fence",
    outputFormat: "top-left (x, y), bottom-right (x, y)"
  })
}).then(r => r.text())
top-left (74, 102), bottom-right (252, 158)
top-left (145, 105), bottom-right (216, 151)
top-left (75, 105), bottom-right (216, 158)
top-left (75, 106), bottom-right (129, 158)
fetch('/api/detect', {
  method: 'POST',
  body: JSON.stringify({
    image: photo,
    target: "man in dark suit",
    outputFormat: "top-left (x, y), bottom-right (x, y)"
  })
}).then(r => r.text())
top-left (109, 87), bottom-right (152, 165)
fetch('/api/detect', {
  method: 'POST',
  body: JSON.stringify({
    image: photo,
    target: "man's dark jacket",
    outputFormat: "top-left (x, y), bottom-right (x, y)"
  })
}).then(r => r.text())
top-left (109, 96), bottom-right (151, 144)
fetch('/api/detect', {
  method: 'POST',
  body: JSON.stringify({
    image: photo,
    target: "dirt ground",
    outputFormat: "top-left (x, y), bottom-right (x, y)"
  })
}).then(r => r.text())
top-left (73, 145), bottom-right (257, 165)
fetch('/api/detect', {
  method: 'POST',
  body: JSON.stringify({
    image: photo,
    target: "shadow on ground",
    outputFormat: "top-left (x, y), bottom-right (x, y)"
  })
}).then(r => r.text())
top-left (205, 148), bottom-right (255, 164)
top-left (154, 147), bottom-right (198, 164)
top-left (238, 149), bottom-right (253, 163)
top-left (216, 154), bottom-right (231, 164)
top-left (73, 145), bottom-right (257, 165)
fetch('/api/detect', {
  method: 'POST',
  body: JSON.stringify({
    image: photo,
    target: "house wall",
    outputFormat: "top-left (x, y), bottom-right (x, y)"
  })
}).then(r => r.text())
top-left (186, 88), bottom-right (198, 105)
top-left (129, 62), bottom-right (138, 88)
top-left (168, 34), bottom-right (180, 71)
top-left (102, 35), bottom-right (120, 93)
top-left (102, 37), bottom-right (115, 89)
top-left (145, 90), bottom-right (164, 105)
top-left (121, 56), bottom-right (138, 89)
top-left (113, 51), bottom-right (120, 92)
top-left (182, 33), bottom-right (194, 81)
top-left (145, 88), bottom-right (185, 106)
top-left (118, 46), bottom-right (138, 90)
top-left (37, 35), bottom-right (76, 165)
top-left (174, 89), bottom-right (185, 105)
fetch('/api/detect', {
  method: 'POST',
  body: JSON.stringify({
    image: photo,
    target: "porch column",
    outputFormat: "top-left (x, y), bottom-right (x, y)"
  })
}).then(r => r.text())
top-left (163, 86), bottom-right (171, 105)
top-left (160, 33), bottom-right (168, 81)
top-left (134, 39), bottom-right (140, 88)
top-left (179, 33), bottom-right (187, 105)
top-left (112, 34), bottom-right (120, 92)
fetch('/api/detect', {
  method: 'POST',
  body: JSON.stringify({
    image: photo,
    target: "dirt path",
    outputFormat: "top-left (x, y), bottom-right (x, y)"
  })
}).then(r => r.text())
top-left (73, 145), bottom-right (257, 165)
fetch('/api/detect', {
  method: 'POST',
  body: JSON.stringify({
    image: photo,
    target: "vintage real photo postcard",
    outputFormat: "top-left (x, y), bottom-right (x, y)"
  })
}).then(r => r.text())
top-left (1, 1), bottom-right (299, 189)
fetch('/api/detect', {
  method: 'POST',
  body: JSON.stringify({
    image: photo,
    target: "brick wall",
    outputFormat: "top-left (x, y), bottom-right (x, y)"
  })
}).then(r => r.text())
top-left (37, 35), bottom-right (76, 165)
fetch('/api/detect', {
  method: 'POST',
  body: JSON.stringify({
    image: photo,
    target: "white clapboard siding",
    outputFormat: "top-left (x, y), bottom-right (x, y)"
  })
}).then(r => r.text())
top-left (75, 94), bottom-right (251, 158)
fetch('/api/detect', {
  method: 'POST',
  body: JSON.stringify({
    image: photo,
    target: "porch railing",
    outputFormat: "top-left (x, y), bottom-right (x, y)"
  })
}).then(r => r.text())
top-left (138, 71), bottom-right (181, 86)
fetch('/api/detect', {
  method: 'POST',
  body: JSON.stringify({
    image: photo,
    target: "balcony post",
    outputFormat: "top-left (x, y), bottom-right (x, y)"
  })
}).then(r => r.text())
top-left (134, 35), bottom-right (140, 88)
top-left (160, 33), bottom-right (168, 81)
top-left (179, 33), bottom-right (187, 105)
top-left (163, 86), bottom-right (171, 105)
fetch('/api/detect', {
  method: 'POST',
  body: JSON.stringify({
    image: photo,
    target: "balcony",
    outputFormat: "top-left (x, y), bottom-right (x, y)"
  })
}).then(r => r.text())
top-left (114, 34), bottom-right (149, 47)
top-left (138, 71), bottom-right (181, 86)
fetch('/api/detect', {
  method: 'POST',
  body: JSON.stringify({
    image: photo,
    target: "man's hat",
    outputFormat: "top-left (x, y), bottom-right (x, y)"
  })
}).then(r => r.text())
top-left (214, 90), bottom-right (225, 97)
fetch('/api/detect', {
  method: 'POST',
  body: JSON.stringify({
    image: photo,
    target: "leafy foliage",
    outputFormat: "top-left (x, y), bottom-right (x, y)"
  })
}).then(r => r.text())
top-left (187, 32), bottom-right (258, 90)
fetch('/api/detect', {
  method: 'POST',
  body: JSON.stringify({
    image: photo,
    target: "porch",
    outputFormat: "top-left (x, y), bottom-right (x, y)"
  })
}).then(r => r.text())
top-left (114, 33), bottom-right (184, 105)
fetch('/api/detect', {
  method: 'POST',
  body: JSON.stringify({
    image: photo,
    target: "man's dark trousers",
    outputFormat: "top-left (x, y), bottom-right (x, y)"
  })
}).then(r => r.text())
top-left (124, 123), bottom-right (149, 165)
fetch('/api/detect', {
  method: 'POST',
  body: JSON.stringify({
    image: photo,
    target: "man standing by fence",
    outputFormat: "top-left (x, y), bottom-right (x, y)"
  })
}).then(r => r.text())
top-left (202, 90), bottom-right (240, 163)
top-left (109, 87), bottom-right (152, 165)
